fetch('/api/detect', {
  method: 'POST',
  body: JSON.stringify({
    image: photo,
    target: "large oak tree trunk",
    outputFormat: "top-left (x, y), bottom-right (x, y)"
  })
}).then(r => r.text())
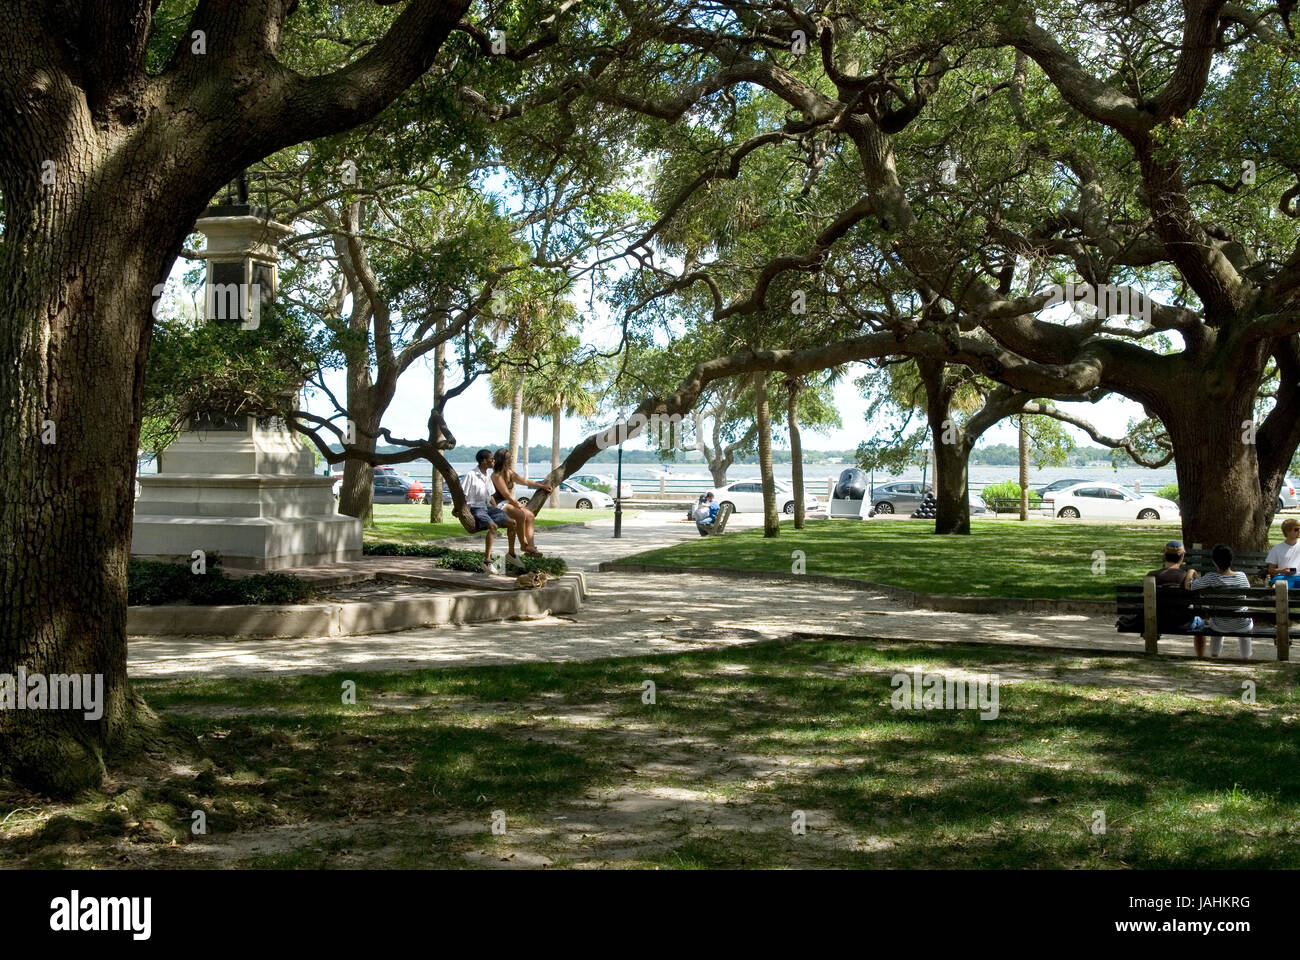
top-left (755, 375), bottom-right (779, 537)
top-left (918, 359), bottom-right (970, 534)
top-left (339, 409), bottom-right (380, 526)
top-left (931, 435), bottom-right (972, 535)
top-left (0, 0), bottom-right (468, 795)
top-left (708, 459), bottom-right (732, 487)
top-left (1167, 397), bottom-right (1271, 551)
top-left (0, 196), bottom-right (178, 795)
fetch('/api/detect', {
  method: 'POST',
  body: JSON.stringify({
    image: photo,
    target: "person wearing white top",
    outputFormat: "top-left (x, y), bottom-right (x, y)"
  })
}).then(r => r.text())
top-left (462, 449), bottom-right (514, 573)
top-left (1266, 518), bottom-right (1300, 578)
top-left (462, 460), bottom-right (496, 508)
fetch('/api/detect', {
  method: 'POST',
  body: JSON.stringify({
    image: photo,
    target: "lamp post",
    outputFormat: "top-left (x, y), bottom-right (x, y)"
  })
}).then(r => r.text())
top-left (614, 440), bottom-right (624, 539)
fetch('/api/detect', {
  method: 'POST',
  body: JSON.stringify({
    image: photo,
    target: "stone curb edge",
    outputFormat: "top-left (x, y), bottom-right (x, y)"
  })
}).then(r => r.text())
top-left (127, 572), bottom-right (588, 639)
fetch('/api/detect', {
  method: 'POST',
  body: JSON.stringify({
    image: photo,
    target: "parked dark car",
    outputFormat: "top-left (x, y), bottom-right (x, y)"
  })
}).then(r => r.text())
top-left (869, 481), bottom-right (988, 516)
top-left (423, 479), bottom-right (455, 506)
top-left (869, 480), bottom-right (928, 514)
top-left (1033, 477), bottom-right (1091, 497)
top-left (372, 474), bottom-right (415, 503)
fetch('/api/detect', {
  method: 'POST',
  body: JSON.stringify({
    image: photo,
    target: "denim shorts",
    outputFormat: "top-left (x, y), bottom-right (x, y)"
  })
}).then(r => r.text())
top-left (470, 505), bottom-right (509, 530)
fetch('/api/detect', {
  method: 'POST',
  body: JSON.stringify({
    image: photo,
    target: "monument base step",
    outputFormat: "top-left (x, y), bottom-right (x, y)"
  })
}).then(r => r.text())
top-left (131, 514), bottom-right (362, 571)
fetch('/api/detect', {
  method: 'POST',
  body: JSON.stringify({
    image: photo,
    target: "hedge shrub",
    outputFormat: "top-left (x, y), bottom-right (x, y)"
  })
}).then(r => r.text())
top-left (128, 559), bottom-right (316, 606)
top-left (980, 480), bottom-right (1041, 505)
top-left (363, 541), bottom-right (567, 577)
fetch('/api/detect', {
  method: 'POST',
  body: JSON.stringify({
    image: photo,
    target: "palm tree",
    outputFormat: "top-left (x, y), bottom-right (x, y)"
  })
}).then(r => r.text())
top-left (489, 364), bottom-right (526, 467)
top-left (523, 338), bottom-right (602, 508)
top-left (487, 284), bottom-right (575, 467)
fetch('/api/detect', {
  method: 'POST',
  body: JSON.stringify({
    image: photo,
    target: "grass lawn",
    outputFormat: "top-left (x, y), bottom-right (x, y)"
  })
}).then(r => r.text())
top-left (3, 639), bottom-right (1298, 868)
top-left (366, 503), bottom-right (615, 545)
top-left (615, 517), bottom-right (1295, 601)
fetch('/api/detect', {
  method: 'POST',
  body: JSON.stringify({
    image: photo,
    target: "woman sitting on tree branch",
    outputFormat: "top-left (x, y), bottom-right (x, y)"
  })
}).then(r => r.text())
top-left (492, 448), bottom-right (551, 564)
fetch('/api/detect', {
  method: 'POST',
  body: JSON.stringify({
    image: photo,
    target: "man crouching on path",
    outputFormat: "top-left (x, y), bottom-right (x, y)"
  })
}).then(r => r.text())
top-left (463, 448), bottom-right (516, 574)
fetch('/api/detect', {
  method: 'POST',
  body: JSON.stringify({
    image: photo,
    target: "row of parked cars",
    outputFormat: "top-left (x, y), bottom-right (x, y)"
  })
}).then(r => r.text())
top-left (338, 466), bottom-right (622, 509)
top-left (346, 467), bottom-right (1300, 520)
top-left (868, 478), bottom-right (1179, 520)
top-left (866, 476), bottom-right (1300, 520)
top-left (1033, 476), bottom-right (1299, 519)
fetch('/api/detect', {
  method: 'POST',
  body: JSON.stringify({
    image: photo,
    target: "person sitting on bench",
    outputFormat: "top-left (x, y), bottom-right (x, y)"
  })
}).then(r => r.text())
top-left (1266, 518), bottom-right (1300, 579)
top-left (464, 448), bottom-right (516, 574)
top-left (1185, 543), bottom-right (1253, 660)
top-left (692, 492), bottom-right (718, 536)
top-left (1149, 539), bottom-right (1189, 585)
top-left (1146, 539), bottom-right (1203, 633)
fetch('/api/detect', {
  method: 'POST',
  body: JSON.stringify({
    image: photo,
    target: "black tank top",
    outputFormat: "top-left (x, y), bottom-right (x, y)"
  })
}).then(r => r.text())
top-left (492, 471), bottom-right (510, 505)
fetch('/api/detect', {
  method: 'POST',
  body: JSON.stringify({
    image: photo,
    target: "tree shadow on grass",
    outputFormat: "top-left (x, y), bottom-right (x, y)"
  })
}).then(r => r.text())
top-left (6, 638), bottom-right (1299, 868)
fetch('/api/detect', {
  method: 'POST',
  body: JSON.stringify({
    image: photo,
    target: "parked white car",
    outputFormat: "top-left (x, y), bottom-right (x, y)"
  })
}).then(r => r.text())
top-left (518, 479), bottom-right (614, 510)
top-left (709, 479), bottom-right (822, 515)
top-left (1279, 477), bottom-right (1299, 511)
top-left (1041, 482), bottom-right (1179, 520)
top-left (569, 472), bottom-right (635, 499)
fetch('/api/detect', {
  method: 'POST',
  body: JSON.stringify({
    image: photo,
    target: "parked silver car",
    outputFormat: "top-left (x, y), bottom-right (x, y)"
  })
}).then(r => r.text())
top-left (869, 481), bottom-right (987, 516)
top-left (519, 480), bottom-right (614, 510)
top-left (869, 480), bottom-right (928, 514)
top-left (1279, 477), bottom-right (1300, 511)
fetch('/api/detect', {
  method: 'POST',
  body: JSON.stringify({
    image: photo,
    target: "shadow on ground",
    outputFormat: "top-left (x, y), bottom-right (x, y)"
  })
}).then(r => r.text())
top-left (4, 638), bottom-right (1299, 869)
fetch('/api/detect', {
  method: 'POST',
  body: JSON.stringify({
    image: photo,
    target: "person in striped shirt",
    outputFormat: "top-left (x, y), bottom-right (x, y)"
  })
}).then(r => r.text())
top-left (1185, 543), bottom-right (1253, 659)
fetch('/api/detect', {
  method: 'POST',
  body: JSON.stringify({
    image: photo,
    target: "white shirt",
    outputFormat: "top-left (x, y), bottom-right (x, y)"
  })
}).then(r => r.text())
top-left (1267, 540), bottom-right (1300, 572)
top-left (462, 468), bottom-right (495, 508)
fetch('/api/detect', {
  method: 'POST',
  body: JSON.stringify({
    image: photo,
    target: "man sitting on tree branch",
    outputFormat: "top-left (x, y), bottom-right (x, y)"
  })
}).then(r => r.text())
top-left (463, 449), bottom-right (516, 575)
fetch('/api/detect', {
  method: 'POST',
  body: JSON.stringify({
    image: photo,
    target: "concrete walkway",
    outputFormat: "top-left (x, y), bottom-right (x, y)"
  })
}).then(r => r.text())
top-left (431, 510), bottom-right (749, 570)
top-left (126, 514), bottom-right (1281, 679)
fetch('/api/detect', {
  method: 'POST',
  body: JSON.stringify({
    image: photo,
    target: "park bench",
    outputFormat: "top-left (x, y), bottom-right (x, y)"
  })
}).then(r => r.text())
top-left (704, 501), bottom-right (734, 535)
top-left (1115, 576), bottom-right (1298, 660)
top-left (1179, 548), bottom-right (1268, 579)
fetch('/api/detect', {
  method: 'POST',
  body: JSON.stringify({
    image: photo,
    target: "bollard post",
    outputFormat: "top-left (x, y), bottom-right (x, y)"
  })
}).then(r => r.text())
top-left (1143, 575), bottom-right (1159, 655)
top-left (1275, 579), bottom-right (1290, 661)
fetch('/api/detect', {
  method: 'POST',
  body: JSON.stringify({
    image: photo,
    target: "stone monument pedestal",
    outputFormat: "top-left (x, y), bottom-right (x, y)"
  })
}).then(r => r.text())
top-left (133, 413), bottom-right (361, 570)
